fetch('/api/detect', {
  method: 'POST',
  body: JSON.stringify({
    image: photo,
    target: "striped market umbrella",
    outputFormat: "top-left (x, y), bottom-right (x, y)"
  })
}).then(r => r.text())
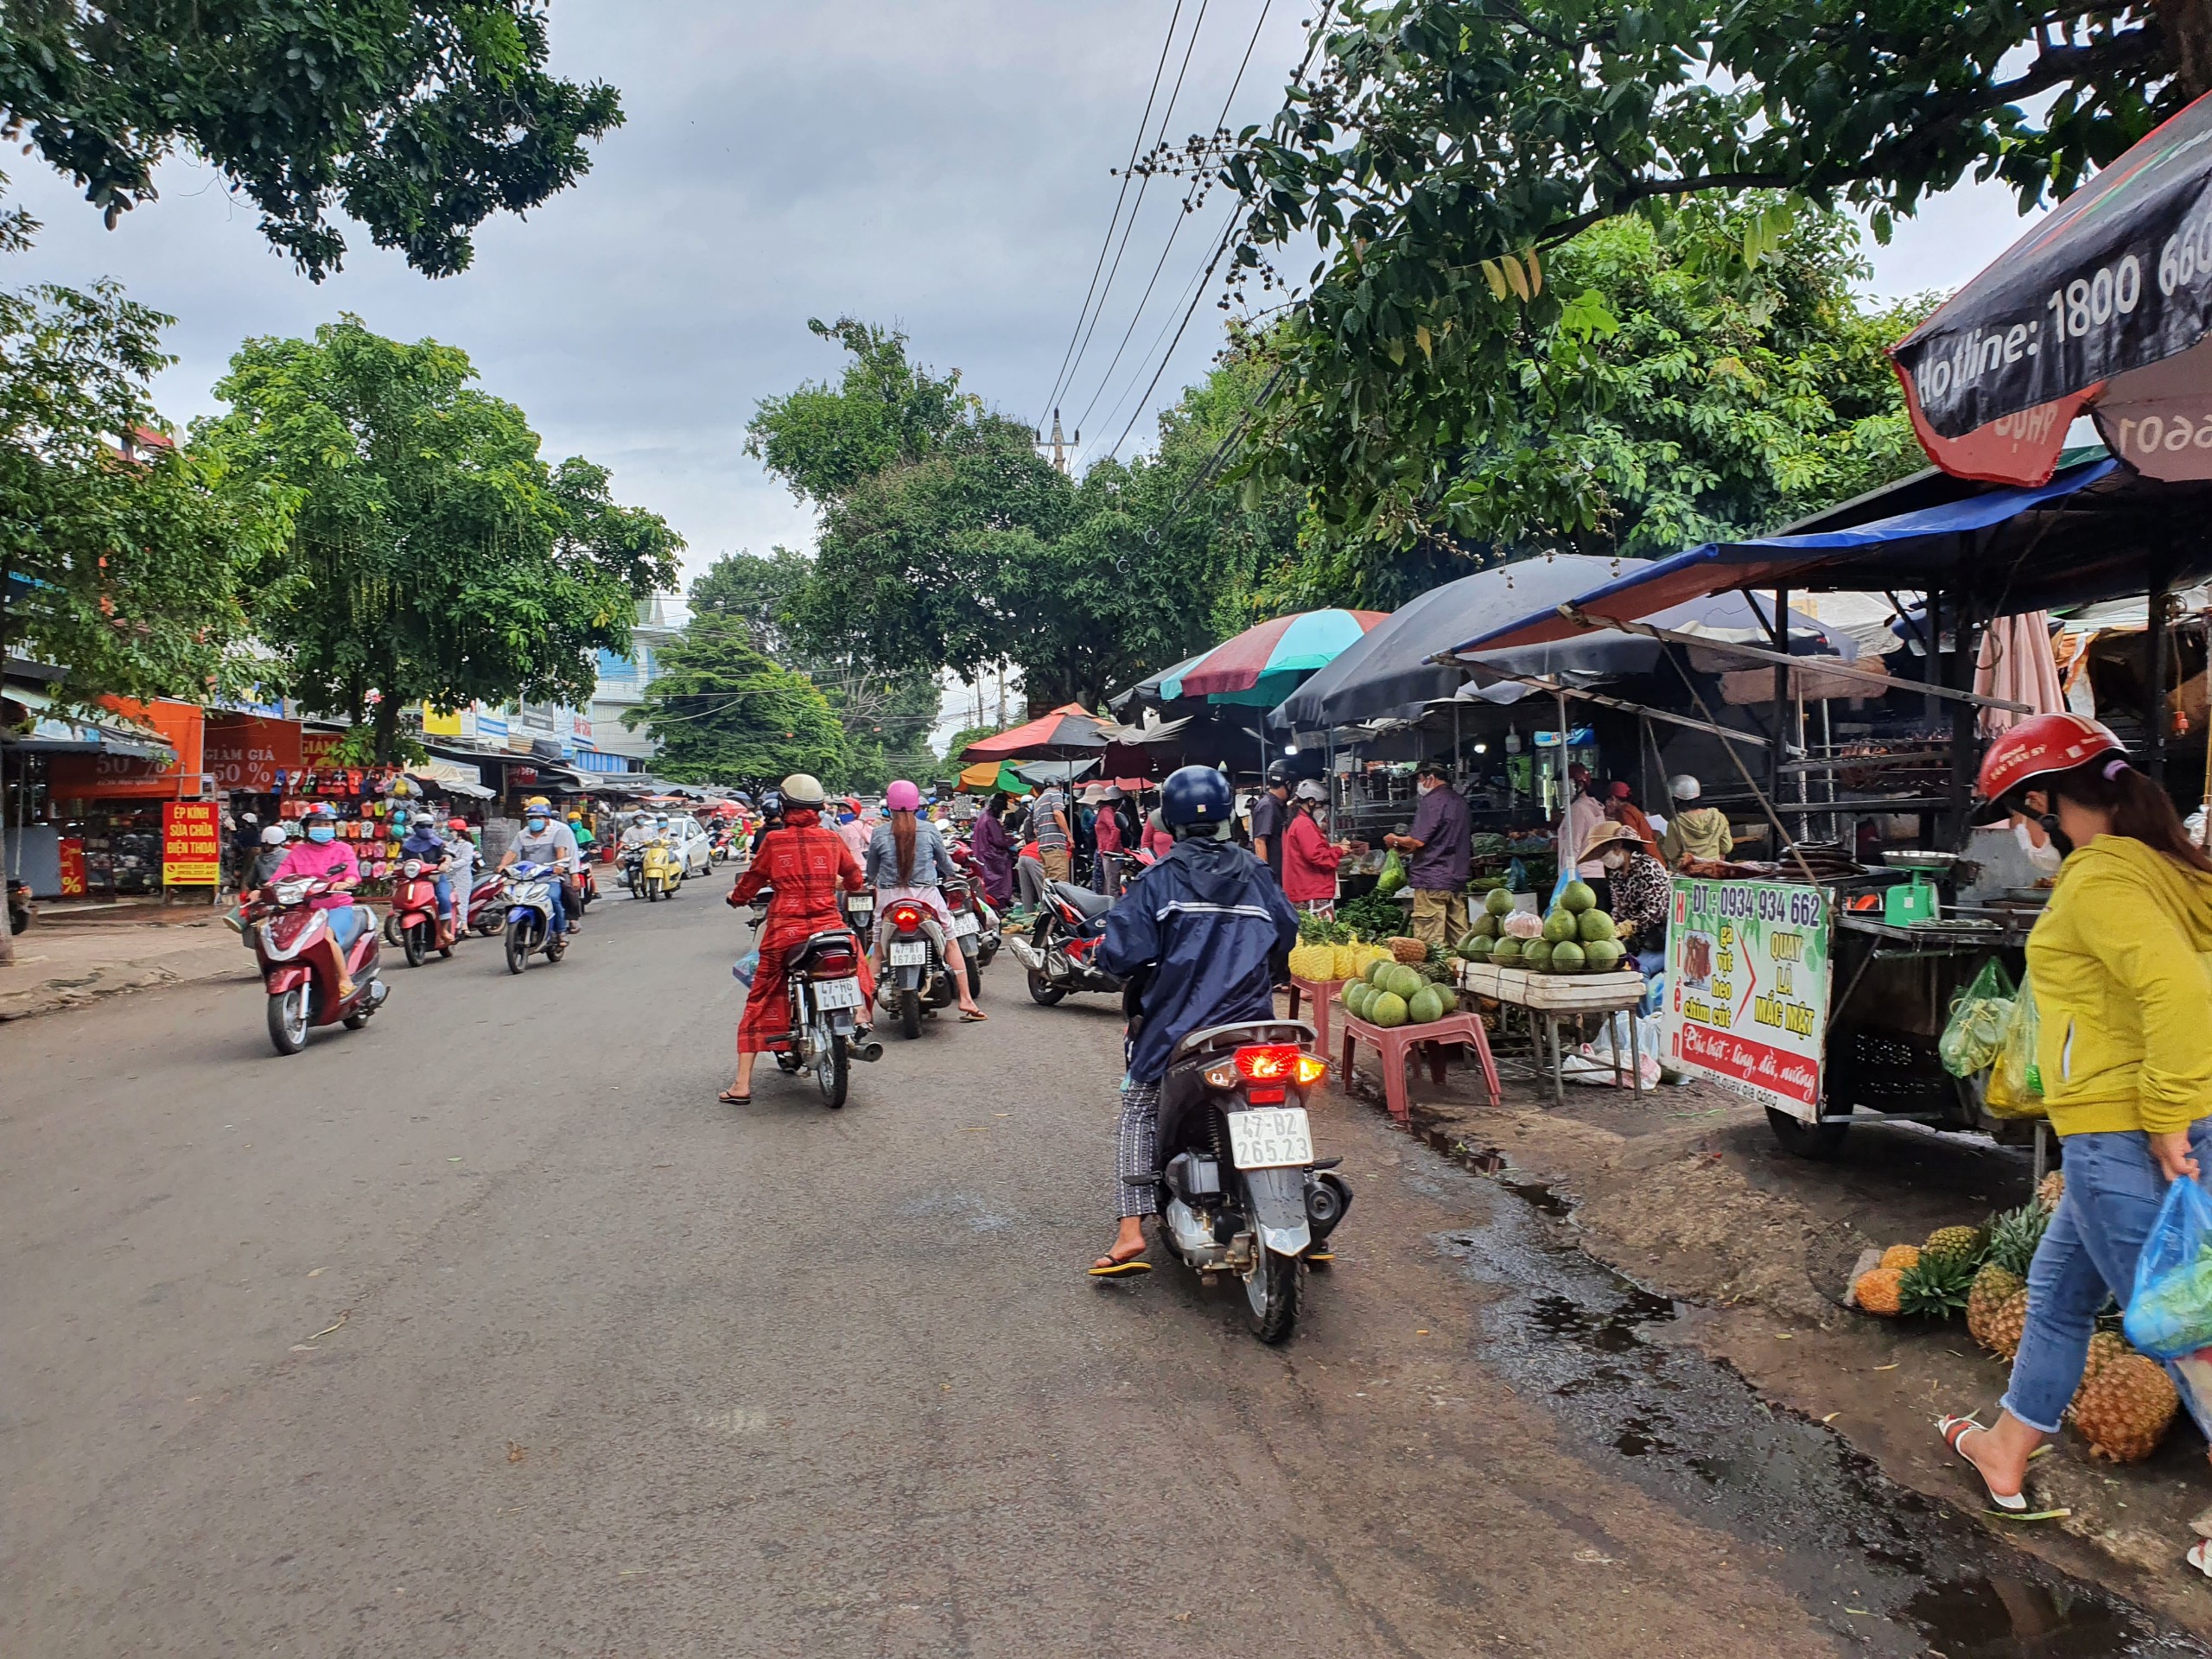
top-left (957, 703), bottom-right (1112, 761)
top-left (1149, 609), bottom-right (1389, 709)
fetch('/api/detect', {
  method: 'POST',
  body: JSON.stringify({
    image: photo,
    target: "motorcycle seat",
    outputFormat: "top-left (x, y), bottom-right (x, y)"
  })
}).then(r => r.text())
top-left (1052, 881), bottom-right (1115, 919)
top-left (1170, 1018), bottom-right (1317, 1063)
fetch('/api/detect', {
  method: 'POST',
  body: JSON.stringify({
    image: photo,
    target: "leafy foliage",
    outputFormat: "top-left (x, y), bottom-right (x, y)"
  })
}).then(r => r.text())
top-left (0, 2), bottom-right (624, 278)
top-left (623, 612), bottom-right (850, 788)
top-left (0, 276), bottom-right (292, 709)
top-left (1230, 0), bottom-right (2185, 550)
top-left (199, 316), bottom-right (679, 758)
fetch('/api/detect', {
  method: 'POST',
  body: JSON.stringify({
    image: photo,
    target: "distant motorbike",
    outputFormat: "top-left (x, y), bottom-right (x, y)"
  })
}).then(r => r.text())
top-left (639, 837), bottom-right (683, 901)
top-left (464, 868), bottom-right (509, 936)
top-left (246, 878), bottom-right (390, 1055)
top-left (391, 856), bottom-right (457, 967)
top-left (709, 822), bottom-right (738, 863)
top-left (939, 872), bottom-right (995, 998)
top-left (742, 887), bottom-right (881, 1107)
top-left (880, 894), bottom-right (960, 1039)
top-left (576, 861), bottom-right (598, 912)
top-left (841, 886), bottom-right (875, 951)
top-left (1007, 880), bottom-right (1125, 1007)
top-left (1143, 1016), bottom-right (1351, 1344)
top-left (500, 861), bottom-right (569, 973)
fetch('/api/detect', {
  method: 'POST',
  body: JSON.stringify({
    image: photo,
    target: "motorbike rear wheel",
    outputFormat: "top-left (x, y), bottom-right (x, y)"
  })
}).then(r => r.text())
top-left (965, 957), bottom-right (982, 1001)
top-left (899, 986), bottom-right (922, 1040)
top-left (1244, 1240), bottom-right (1301, 1344)
top-left (816, 1029), bottom-right (849, 1109)
top-left (267, 988), bottom-right (309, 1056)
top-left (505, 925), bottom-right (530, 975)
top-left (404, 921), bottom-right (429, 968)
top-left (1026, 968), bottom-right (1065, 1007)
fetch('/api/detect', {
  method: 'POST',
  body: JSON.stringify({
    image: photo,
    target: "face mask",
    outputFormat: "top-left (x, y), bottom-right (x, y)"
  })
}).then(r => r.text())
top-left (1602, 851), bottom-right (1626, 870)
top-left (525, 818), bottom-right (548, 833)
top-left (2015, 820), bottom-right (2065, 875)
top-left (307, 825), bottom-right (335, 844)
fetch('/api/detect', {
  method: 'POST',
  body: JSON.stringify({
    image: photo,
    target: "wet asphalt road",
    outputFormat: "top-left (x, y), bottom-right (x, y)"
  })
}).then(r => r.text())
top-left (0, 886), bottom-right (2184, 1656)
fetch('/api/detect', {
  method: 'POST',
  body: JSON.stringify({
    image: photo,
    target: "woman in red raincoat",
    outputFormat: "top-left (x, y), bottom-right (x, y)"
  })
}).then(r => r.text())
top-left (721, 774), bottom-right (873, 1103)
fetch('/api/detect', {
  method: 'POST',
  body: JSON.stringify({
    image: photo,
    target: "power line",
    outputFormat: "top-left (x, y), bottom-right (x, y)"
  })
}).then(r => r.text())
top-left (1036, 1), bottom-right (1186, 423)
top-left (1068, 0), bottom-right (1274, 439)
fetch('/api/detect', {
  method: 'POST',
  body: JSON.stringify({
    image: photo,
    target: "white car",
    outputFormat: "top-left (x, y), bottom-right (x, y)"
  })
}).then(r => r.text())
top-left (660, 815), bottom-right (715, 878)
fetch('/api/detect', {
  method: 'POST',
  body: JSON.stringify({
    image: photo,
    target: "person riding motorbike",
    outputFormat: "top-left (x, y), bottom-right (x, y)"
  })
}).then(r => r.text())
top-left (752, 791), bottom-right (785, 856)
top-left (1083, 765), bottom-right (1300, 1275)
top-left (265, 804), bottom-right (368, 1001)
top-left (722, 773), bottom-right (874, 1103)
top-left (443, 818), bottom-right (480, 931)
top-left (567, 810), bottom-right (597, 857)
top-left (866, 779), bottom-right (986, 1020)
top-left (399, 813), bottom-right (458, 929)
top-left (500, 803), bottom-right (582, 939)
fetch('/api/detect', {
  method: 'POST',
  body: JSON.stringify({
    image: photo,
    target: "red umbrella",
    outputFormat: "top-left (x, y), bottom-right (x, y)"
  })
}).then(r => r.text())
top-left (959, 703), bottom-right (1111, 760)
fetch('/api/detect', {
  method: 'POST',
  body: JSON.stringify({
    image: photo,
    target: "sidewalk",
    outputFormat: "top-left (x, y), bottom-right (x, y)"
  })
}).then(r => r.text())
top-left (0, 919), bottom-right (260, 1022)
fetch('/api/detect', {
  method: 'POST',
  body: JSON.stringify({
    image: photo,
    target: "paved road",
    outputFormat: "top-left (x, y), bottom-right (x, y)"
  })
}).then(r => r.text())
top-left (0, 884), bottom-right (2098, 1656)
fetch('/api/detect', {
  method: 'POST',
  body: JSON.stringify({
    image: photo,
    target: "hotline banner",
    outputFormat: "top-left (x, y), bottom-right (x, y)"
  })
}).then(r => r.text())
top-left (1662, 878), bottom-right (1830, 1117)
top-left (162, 801), bottom-right (222, 886)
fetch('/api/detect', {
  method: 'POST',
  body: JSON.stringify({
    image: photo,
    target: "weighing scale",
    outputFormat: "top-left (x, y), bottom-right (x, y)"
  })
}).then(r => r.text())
top-left (1879, 849), bottom-right (1962, 925)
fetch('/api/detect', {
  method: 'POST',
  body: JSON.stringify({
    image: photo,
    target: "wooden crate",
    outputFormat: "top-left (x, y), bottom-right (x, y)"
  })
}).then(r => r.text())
top-left (1458, 962), bottom-right (1645, 1010)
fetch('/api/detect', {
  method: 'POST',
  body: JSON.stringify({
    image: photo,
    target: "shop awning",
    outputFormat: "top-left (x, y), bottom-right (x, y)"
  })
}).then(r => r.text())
top-left (1445, 454), bottom-right (2201, 658)
top-left (406, 760), bottom-right (494, 798)
top-left (3, 708), bottom-right (175, 760)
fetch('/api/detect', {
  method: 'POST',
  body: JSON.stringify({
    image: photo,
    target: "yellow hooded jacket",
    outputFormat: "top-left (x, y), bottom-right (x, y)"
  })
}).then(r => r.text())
top-left (2025, 834), bottom-right (2212, 1137)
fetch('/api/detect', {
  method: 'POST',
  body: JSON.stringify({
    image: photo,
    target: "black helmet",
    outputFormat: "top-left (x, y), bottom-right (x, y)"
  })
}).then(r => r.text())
top-left (760, 790), bottom-right (784, 817)
top-left (1265, 759), bottom-right (1291, 787)
top-left (1160, 765), bottom-right (1233, 830)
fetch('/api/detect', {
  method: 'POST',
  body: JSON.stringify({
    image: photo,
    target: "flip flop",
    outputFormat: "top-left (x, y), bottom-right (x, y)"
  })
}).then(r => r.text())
top-left (1088, 1256), bottom-right (1153, 1277)
top-left (1937, 1414), bottom-right (2067, 1521)
top-left (716, 1090), bottom-right (751, 1105)
top-left (2190, 1541), bottom-right (2212, 1579)
top-left (959, 1008), bottom-right (989, 1022)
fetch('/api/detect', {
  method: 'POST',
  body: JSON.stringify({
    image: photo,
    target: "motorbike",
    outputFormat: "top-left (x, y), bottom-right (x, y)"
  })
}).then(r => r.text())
top-left (1007, 880), bottom-right (1126, 1006)
top-left (1141, 1016), bottom-right (1351, 1344)
top-left (465, 868), bottom-right (509, 936)
top-left (709, 822), bottom-right (737, 863)
top-left (944, 844), bottom-right (1003, 978)
top-left (639, 836), bottom-right (683, 901)
top-left (246, 878), bottom-right (390, 1055)
top-left (500, 861), bottom-right (569, 973)
top-left (938, 872), bottom-right (996, 998)
top-left (576, 861), bottom-right (598, 912)
top-left (840, 885), bottom-right (875, 951)
top-left (390, 856), bottom-right (457, 967)
top-left (879, 894), bottom-right (960, 1039)
top-left (743, 887), bottom-right (882, 1107)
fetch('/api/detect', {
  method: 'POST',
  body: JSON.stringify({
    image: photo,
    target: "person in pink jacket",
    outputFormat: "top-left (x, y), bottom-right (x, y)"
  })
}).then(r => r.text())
top-left (1281, 780), bottom-right (1351, 917)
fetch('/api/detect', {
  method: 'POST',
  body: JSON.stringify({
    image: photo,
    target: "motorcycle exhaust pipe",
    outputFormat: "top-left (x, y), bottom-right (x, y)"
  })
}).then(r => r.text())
top-left (854, 1037), bottom-right (886, 1063)
top-left (1004, 935), bottom-right (1045, 972)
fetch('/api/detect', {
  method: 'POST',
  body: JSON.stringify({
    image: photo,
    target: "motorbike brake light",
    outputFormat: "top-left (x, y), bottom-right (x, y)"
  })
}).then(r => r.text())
top-left (946, 887), bottom-right (966, 910)
top-left (811, 950), bottom-right (857, 978)
top-left (1233, 1044), bottom-right (1301, 1083)
top-left (1245, 1085), bottom-right (1288, 1104)
top-left (889, 902), bottom-right (924, 931)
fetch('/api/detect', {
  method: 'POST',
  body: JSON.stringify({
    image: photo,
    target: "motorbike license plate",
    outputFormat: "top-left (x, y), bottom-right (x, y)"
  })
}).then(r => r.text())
top-left (952, 912), bottom-right (980, 936)
top-left (847, 895), bottom-right (874, 913)
top-left (1226, 1107), bottom-right (1313, 1171)
top-left (813, 976), bottom-right (864, 1011)
top-left (889, 940), bottom-right (929, 966)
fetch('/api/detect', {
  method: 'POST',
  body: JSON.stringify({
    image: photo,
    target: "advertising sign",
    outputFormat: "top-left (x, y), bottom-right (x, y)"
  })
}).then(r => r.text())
top-left (1662, 878), bottom-right (1831, 1118)
top-left (206, 714), bottom-right (301, 793)
top-left (161, 801), bottom-right (223, 886)
top-left (48, 697), bottom-right (203, 799)
top-left (57, 838), bottom-right (87, 898)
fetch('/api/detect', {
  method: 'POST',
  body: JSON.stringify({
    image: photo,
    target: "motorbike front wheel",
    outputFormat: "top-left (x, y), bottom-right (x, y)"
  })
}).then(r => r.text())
top-left (815, 1029), bottom-right (849, 1109)
top-left (1244, 1239), bottom-right (1301, 1344)
top-left (646, 877), bottom-right (663, 902)
top-left (899, 986), bottom-right (922, 1040)
top-left (404, 921), bottom-right (429, 968)
top-left (1026, 967), bottom-right (1065, 1007)
top-left (505, 925), bottom-right (530, 975)
top-left (965, 957), bottom-right (983, 1001)
top-left (267, 988), bottom-right (309, 1056)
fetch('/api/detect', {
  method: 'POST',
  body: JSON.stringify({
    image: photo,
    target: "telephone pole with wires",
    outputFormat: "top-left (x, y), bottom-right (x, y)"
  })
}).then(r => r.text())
top-left (1035, 409), bottom-right (1078, 475)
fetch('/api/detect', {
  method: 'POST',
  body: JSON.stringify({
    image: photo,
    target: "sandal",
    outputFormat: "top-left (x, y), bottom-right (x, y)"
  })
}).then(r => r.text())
top-left (959, 1007), bottom-right (988, 1023)
top-left (716, 1089), bottom-right (751, 1105)
top-left (2190, 1541), bottom-right (2212, 1579)
top-left (1937, 1415), bottom-right (2069, 1521)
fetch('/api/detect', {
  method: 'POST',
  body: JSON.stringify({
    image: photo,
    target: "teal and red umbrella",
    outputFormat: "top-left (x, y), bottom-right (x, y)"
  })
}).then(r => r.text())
top-left (1130, 609), bottom-right (1389, 710)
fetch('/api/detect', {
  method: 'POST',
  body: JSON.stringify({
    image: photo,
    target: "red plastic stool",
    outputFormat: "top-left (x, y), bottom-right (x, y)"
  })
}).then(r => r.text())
top-left (1338, 1010), bottom-right (1500, 1122)
top-left (1287, 976), bottom-right (1344, 1057)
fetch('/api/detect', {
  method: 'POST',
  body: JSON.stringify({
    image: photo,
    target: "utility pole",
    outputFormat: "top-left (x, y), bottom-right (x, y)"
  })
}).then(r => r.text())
top-left (1035, 410), bottom-right (1077, 476)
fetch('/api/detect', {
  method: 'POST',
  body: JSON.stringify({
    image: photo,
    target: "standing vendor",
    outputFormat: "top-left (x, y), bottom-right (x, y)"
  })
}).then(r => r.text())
top-left (1386, 760), bottom-right (1470, 946)
top-left (1660, 773), bottom-right (1733, 868)
top-left (1562, 764), bottom-right (1608, 895)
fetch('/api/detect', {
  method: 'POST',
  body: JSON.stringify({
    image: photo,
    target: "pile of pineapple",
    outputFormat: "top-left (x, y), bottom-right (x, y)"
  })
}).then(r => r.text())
top-left (1853, 1171), bottom-right (2181, 1463)
top-left (1285, 915), bottom-right (1392, 984)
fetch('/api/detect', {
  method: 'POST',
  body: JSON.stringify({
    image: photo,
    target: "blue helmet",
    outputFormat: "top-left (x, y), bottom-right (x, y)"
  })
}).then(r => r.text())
top-left (1160, 765), bottom-right (1232, 830)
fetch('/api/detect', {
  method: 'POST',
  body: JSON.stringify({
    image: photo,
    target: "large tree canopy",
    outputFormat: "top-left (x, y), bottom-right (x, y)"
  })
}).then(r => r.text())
top-left (1230, 0), bottom-right (2192, 546)
top-left (0, 2), bottom-right (622, 277)
top-left (200, 315), bottom-right (679, 758)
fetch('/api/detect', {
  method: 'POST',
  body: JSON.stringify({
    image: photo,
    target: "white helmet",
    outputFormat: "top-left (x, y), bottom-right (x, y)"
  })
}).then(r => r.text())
top-left (1669, 773), bottom-right (1702, 802)
top-left (260, 824), bottom-right (288, 846)
top-left (779, 772), bottom-right (827, 808)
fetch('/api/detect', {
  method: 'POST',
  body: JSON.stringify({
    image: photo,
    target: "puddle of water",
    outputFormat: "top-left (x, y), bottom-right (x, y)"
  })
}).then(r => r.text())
top-left (1426, 1140), bottom-right (2204, 1658)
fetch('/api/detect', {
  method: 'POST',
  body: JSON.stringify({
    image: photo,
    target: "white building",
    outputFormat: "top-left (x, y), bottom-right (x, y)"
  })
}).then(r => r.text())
top-left (585, 594), bottom-right (686, 771)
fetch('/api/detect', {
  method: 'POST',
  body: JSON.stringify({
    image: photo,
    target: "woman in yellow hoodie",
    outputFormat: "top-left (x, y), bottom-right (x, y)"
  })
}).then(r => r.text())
top-left (1942, 715), bottom-right (2212, 1538)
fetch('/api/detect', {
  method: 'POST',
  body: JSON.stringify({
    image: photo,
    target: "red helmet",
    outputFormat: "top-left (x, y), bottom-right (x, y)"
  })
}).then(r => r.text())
top-left (448, 817), bottom-right (469, 832)
top-left (1976, 713), bottom-right (2126, 804)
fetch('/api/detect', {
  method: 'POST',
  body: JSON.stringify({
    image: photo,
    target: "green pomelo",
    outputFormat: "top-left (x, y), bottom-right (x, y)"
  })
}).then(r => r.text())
top-left (1462, 934), bottom-right (1495, 961)
top-left (1370, 992), bottom-right (1408, 1028)
top-left (1578, 909), bottom-right (1617, 944)
top-left (1407, 985), bottom-right (1446, 1025)
top-left (1364, 958), bottom-right (1392, 987)
top-left (1583, 938), bottom-right (1625, 973)
top-left (1383, 963), bottom-right (1418, 1000)
top-left (1562, 880), bottom-right (1598, 913)
top-left (1541, 908), bottom-right (1579, 944)
top-left (1551, 940), bottom-right (1586, 973)
top-left (1485, 887), bottom-right (1516, 917)
top-left (1523, 938), bottom-right (1554, 971)
top-left (1470, 912), bottom-right (1499, 939)
top-left (1344, 982), bottom-right (1370, 1019)
top-left (1490, 936), bottom-right (1523, 964)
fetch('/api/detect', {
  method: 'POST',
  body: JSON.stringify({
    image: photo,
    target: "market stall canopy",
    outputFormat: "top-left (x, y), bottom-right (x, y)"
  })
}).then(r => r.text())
top-left (1112, 609), bottom-right (1388, 713)
top-left (1448, 454), bottom-right (2212, 656)
top-left (959, 703), bottom-right (1111, 760)
top-left (406, 759), bottom-right (493, 798)
top-left (957, 760), bottom-right (1033, 794)
top-left (1891, 88), bottom-right (2212, 485)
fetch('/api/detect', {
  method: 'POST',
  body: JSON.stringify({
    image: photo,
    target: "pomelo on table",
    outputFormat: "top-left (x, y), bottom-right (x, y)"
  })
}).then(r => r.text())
top-left (1523, 938), bottom-right (1554, 971)
top-left (1551, 939), bottom-right (1586, 973)
top-left (1561, 880), bottom-right (1598, 913)
top-left (1541, 908), bottom-right (1578, 944)
top-left (1370, 991), bottom-right (1408, 1028)
top-left (1577, 909), bottom-right (1616, 944)
top-left (1583, 938), bottom-right (1626, 973)
top-left (1407, 984), bottom-right (1446, 1025)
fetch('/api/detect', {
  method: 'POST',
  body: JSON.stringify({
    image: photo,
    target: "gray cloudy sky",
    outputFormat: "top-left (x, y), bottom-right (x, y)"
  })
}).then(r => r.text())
top-left (7, 2), bottom-right (2032, 592)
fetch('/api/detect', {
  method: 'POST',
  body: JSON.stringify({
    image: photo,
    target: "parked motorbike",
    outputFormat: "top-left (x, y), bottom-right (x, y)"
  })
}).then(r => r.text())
top-left (465, 868), bottom-right (509, 936)
top-left (879, 895), bottom-right (959, 1039)
top-left (391, 856), bottom-right (457, 967)
top-left (938, 873), bottom-right (995, 998)
top-left (500, 861), bottom-right (569, 973)
top-left (1142, 1016), bottom-right (1351, 1344)
top-left (639, 837), bottom-right (683, 902)
top-left (1006, 880), bottom-right (1125, 1006)
top-left (246, 878), bottom-right (390, 1055)
top-left (742, 887), bottom-right (882, 1107)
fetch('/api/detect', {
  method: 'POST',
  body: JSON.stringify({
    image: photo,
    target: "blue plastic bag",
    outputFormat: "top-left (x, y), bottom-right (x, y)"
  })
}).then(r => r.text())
top-left (2125, 1175), bottom-right (2212, 1360)
top-left (731, 948), bottom-right (760, 988)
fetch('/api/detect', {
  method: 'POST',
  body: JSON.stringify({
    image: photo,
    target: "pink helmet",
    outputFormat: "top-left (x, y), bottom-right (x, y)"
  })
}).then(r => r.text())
top-left (886, 779), bottom-right (923, 812)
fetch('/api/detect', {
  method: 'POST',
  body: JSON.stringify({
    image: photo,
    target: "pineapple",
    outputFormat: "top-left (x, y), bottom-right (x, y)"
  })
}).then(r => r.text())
top-left (1387, 936), bottom-right (1427, 964)
top-left (1897, 1255), bottom-right (1976, 1320)
top-left (1330, 943), bottom-right (1362, 982)
top-left (1922, 1224), bottom-right (1988, 1274)
top-left (2069, 1340), bottom-right (2179, 1463)
top-left (1854, 1267), bottom-right (1904, 1316)
top-left (2038, 1169), bottom-right (2065, 1211)
top-left (1287, 941), bottom-right (1337, 982)
top-left (1967, 1263), bottom-right (2028, 1357)
top-left (1880, 1244), bottom-right (1923, 1273)
top-left (1986, 1201), bottom-right (2050, 1275)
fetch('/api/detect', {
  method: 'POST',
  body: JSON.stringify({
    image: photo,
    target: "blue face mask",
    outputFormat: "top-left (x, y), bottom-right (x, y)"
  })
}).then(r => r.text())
top-left (307, 825), bottom-right (336, 844)
top-left (525, 817), bottom-right (548, 833)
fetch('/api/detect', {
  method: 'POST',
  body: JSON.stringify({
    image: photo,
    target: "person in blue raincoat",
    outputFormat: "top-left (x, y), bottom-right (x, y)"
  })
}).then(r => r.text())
top-left (1084, 765), bottom-right (1299, 1276)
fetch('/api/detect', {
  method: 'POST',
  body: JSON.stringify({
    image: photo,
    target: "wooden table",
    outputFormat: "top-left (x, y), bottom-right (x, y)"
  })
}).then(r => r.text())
top-left (1457, 963), bottom-right (1648, 1104)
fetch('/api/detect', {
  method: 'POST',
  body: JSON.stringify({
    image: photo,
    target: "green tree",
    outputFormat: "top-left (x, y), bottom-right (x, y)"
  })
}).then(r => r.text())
top-left (623, 613), bottom-right (849, 788)
top-left (200, 315), bottom-right (679, 759)
top-left (1268, 203), bottom-right (1931, 604)
top-left (0, 272), bottom-right (292, 710)
top-left (0, 2), bottom-right (623, 278)
top-left (1230, 0), bottom-right (2183, 548)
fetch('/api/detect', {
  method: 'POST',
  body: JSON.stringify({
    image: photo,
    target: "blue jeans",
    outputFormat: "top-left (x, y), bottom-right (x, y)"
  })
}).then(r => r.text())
top-left (2003, 1120), bottom-right (2212, 1433)
top-left (432, 874), bottom-right (453, 921)
top-left (545, 879), bottom-right (568, 935)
